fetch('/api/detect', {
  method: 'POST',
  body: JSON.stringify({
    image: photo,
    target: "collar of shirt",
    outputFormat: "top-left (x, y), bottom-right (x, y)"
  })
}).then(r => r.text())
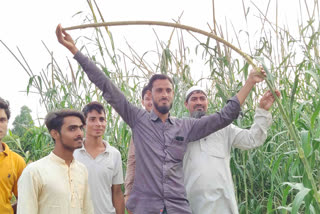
top-left (79, 139), bottom-right (111, 154)
top-left (150, 110), bottom-right (175, 125)
top-left (1, 142), bottom-right (10, 156)
top-left (49, 152), bottom-right (75, 166)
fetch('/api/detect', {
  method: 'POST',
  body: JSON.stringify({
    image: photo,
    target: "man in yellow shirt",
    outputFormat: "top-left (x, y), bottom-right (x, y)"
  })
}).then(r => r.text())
top-left (0, 97), bottom-right (26, 214)
top-left (17, 109), bottom-right (94, 214)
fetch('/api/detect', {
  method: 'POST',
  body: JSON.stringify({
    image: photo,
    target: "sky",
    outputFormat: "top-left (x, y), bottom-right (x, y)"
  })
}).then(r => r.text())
top-left (0, 0), bottom-right (305, 127)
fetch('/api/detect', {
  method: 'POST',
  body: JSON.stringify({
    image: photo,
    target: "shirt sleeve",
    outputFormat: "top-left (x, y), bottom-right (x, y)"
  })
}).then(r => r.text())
top-left (74, 51), bottom-right (145, 128)
top-left (187, 96), bottom-right (241, 142)
top-left (112, 150), bottom-right (124, 185)
top-left (13, 154), bottom-right (26, 197)
top-left (17, 165), bottom-right (40, 214)
top-left (124, 138), bottom-right (135, 196)
top-left (83, 168), bottom-right (94, 214)
top-left (231, 107), bottom-right (272, 150)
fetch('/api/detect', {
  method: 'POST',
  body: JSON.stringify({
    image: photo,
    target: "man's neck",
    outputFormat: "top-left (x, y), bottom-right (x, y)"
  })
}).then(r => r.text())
top-left (52, 147), bottom-right (74, 166)
top-left (153, 109), bottom-right (169, 123)
top-left (84, 135), bottom-right (105, 149)
top-left (84, 135), bottom-right (106, 159)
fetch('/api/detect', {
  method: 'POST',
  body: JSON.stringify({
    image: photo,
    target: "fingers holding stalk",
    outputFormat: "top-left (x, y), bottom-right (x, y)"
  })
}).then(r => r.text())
top-left (259, 90), bottom-right (281, 111)
top-left (56, 24), bottom-right (78, 55)
top-left (248, 65), bottom-right (266, 84)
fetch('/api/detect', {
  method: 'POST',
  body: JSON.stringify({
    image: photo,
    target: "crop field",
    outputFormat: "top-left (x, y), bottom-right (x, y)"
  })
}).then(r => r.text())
top-left (3, 0), bottom-right (320, 213)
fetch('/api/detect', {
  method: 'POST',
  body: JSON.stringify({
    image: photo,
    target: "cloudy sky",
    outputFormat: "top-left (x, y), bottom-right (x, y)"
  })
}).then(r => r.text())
top-left (0, 0), bottom-right (304, 127)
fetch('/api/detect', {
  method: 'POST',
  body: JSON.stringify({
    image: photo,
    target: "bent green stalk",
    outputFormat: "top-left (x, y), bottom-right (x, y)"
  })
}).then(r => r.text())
top-left (63, 20), bottom-right (320, 204)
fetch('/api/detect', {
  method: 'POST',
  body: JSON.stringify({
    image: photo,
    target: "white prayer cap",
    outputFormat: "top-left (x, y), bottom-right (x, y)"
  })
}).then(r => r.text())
top-left (185, 86), bottom-right (207, 101)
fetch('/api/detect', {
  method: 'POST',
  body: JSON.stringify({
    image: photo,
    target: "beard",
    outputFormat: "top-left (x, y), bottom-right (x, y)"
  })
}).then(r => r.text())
top-left (60, 136), bottom-right (83, 152)
top-left (153, 100), bottom-right (172, 114)
top-left (190, 110), bottom-right (206, 119)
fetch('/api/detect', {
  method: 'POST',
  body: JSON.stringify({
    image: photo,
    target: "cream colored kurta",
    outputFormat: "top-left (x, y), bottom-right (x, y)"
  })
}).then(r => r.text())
top-left (17, 152), bottom-right (94, 214)
top-left (183, 108), bottom-right (272, 214)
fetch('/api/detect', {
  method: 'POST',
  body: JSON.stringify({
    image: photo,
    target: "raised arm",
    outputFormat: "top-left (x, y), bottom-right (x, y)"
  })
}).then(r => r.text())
top-left (56, 24), bottom-right (78, 55)
top-left (232, 90), bottom-right (280, 149)
top-left (56, 24), bottom-right (144, 127)
top-left (187, 67), bottom-right (266, 142)
top-left (236, 67), bottom-right (266, 105)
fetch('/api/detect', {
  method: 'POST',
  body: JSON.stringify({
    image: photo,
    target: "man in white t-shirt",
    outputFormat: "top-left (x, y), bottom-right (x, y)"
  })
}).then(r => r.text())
top-left (74, 101), bottom-right (124, 214)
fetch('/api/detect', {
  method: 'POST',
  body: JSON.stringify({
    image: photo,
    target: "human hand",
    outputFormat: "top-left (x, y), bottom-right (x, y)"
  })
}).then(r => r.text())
top-left (56, 24), bottom-right (78, 55)
top-left (247, 66), bottom-right (266, 85)
top-left (259, 90), bottom-right (281, 110)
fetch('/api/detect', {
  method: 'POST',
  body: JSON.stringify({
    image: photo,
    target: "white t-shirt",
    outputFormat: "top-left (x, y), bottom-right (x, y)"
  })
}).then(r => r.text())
top-left (74, 141), bottom-right (124, 214)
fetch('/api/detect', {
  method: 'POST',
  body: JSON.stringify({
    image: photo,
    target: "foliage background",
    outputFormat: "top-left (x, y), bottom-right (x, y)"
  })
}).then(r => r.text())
top-left (3, 0), bottom-right (320, 213)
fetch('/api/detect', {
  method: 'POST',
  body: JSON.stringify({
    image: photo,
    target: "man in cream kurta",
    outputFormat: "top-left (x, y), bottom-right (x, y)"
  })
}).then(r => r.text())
top-left (17, 109), bottom-right (94, 214)
top-left (183, 86), bottom-right (280, 214)
top-left (18, 152), bottom-right (93, 214)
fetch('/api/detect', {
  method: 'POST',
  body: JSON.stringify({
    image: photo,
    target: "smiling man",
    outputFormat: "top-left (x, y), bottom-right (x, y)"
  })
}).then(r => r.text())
top-left (0, 97), bottom-right (26, 214)
top-left (56, 24), bottom-right (265, 213)
top-left (183, 86), bottom-right (280, 214)
top-left (17, 109), bottom-right (94, 214)
top-left (74, 102), bottom-right (125, 214)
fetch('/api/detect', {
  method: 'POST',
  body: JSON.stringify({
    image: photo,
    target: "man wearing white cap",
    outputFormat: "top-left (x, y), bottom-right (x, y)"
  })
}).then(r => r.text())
top-left (183, 86), bottom-right (280, 214)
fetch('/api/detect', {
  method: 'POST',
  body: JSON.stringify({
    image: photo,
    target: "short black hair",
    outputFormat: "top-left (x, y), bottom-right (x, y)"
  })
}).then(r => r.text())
top-left (82, 101), bottom-right (106, 118)
top-left (147, 74), bottom-right (174, 90)
top-left (45, 109), bottom-right (85, 133)
top-left (0, 97), bottom-right (10, 120)
top-left (141, 85), bottom-right (151, 99)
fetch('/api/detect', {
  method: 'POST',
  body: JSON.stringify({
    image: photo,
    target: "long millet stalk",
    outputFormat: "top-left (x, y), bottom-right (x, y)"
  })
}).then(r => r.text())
top-left (63, 20), bottom-right (320, 204)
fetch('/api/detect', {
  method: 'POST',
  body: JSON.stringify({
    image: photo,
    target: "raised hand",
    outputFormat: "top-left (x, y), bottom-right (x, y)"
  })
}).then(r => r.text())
top-left (56, 24), bottom-right (78, 55)
top-left (247, 66), bottom-right (266, 85)
top-left (259, 90), bottom-right (281, 110)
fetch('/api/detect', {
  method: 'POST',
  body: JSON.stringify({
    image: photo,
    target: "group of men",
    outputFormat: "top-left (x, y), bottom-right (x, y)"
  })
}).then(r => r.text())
top-left (0, 24), bottom-right (280, 214)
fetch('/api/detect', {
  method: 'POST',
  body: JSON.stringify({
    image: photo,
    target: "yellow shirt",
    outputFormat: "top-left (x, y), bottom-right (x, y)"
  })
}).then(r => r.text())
top-left (0, 142), bottom-right (26, 214)
top-left (17, 152), bottom-right (94, 214)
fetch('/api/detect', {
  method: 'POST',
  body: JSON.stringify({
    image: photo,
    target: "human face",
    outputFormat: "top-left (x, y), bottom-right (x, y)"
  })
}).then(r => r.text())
top-left (184, 91), bottom-right (208, 118)
top-left (0, 109), bottom-right (8, 141)
top-left (52, 116), bottom-right (84, 152)
top-left (85, 110), bottom-right (107, 138)
top-left (151, 79), bottom-right (174, 115)
top-left (142, 90), bottom-right (153, 112)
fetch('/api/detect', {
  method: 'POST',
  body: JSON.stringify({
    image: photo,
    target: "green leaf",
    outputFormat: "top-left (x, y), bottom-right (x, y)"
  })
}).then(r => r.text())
top-left (305, 70), bottom-right (320, 91)
top-left (301, 130), bottom-right (312, 157)
top-left (311, 100), bottom-right (320, 129)
top-left (291, 187), bottom-right (311, 214)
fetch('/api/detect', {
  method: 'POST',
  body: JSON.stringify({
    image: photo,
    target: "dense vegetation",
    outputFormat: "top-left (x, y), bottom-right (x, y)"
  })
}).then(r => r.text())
top-left (3, 0), bottom-right (320, 213)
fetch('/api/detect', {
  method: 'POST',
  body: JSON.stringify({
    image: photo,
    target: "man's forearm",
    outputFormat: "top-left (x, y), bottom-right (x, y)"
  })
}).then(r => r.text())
top-left (113, 193), bottom-right (125, 214)
top-left (74, 51), bottom-right (140, 128)
top-left (236, 79), bottom-right (255, 106)
top-left (232, 107), bottom-right (272, 150)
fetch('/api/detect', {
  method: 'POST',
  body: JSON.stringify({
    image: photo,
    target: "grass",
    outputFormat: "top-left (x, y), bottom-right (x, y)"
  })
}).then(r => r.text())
top-left (2, 0), bottom-right (320, 213)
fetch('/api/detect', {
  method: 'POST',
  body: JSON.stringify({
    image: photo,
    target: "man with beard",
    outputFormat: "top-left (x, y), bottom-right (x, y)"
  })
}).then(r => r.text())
top-left (56, 24), bottom-right (266, 214)
top-left (17, 110), bottom-right (94, 214)
top-left (183, 86), bottom-right (280, 214)
top-left (0, 97), bottom-right (26, 214)
top-left (74, 102), bottom-right (125, 214)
